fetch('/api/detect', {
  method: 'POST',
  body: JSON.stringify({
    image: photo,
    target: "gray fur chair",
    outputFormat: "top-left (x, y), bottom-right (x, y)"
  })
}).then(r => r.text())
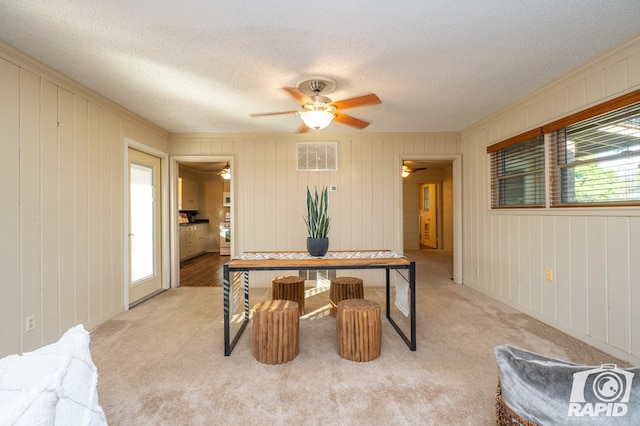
top-left (494, 344), bottom-right (639, 425)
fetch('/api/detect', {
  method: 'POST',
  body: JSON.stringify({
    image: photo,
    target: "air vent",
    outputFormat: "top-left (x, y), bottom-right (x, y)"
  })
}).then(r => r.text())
top-left (298, 269), bottom-right (336, 286)
top-left (297, 142), bottom-right (338, 171)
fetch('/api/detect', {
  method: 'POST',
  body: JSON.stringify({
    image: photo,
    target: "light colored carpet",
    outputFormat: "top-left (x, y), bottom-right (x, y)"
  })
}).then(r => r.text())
top-left (90, 250), bottom-right (623, 425)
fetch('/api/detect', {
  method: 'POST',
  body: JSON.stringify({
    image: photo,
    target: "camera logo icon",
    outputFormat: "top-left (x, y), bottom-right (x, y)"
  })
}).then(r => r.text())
top-left (568, 364), bottom-right (634, 418)
top-left (592, 370), bottom-right (624, 402)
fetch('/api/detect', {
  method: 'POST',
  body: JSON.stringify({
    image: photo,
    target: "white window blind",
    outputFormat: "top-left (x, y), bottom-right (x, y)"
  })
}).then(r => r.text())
top-left (549, 102), bottom-right (640, 206)
top-left (490, 136), bottom-right (545, 208)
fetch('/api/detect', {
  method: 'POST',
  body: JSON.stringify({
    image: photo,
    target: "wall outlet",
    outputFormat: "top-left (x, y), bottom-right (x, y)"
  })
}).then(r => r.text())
top-left (545, 269), bottom-right (553, 282)
top-left (329, 185), bottom-right (338, 191)
top-left (25, 315), bottom-right (36, 332)
top-left (474, 266), bottom-right (479, 275)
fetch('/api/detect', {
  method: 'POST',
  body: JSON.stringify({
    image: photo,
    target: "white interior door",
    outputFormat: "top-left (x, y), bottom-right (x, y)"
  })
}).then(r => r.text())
top-left (419, 183), bottom-right (438, 248)
top-left (128, 148), bottom-right (163, 305)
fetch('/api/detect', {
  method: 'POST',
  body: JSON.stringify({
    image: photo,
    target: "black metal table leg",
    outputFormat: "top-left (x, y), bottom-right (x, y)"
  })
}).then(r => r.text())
top-left (224, 268), bottom-right (250, 356)
top-left (386, 265), bottom-right (416, 351)
top-left (223, 263), bottom-right (231, 356)
top-left (410, 261), bottom-right (416, 350)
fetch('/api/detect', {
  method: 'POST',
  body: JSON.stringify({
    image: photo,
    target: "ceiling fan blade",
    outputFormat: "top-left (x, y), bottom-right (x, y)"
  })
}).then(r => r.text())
top-left (403, 161), bottom-right (428, 173)
top-left (295, 122), bottom-right (310, 134)
top-left (250, 110), bottom-right (299, 117)
top-left (334, 112), bottom-right (370, 129)
top-left (283, 87), bottom-right (313, 105)
top-left (331, 93), bottom-right (381, 110)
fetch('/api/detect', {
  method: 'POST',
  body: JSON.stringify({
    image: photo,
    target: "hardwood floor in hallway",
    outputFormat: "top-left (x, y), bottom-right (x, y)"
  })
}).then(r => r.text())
top-left (180, 252), bottom-right (229, 286)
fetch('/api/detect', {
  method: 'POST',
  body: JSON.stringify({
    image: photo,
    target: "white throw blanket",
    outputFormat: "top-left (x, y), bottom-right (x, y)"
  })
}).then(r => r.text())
top-left (0, 325), bottom-right (107, 425)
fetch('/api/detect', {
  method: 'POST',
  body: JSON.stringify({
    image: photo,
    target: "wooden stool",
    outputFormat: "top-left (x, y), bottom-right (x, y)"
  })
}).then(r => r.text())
top-left (272, 276), bottom-right (305, 315)
top-left (329, 276), bottom-right (364, 317)
top-left (336, 299), bottom-right (381, 362)
top-left (252, 300), bottom-right (299, 364)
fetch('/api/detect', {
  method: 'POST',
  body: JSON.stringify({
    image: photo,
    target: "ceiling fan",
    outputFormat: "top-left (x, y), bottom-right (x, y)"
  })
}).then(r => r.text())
top-left (250, 77), bottom-right (381, 133)
top-left (219, 163), bottom-right (231, 179)
top-left (200, 162), bottom-right (231, 179)
top-left (402, 161), bottom-right (427, 177)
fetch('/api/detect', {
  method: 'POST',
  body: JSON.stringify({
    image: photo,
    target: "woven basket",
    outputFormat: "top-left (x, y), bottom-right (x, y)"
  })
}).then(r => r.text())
top-left (495, 381), bottom-right (539, 426)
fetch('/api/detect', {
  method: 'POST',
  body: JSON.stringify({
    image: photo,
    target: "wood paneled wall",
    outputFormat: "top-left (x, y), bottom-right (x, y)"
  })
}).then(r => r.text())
top-left (168, 134), bottom-right (460, 284)
top-left (0, 42), bottom-right (168, 356)
top-left (461, 36), bottom-right (640, 364)
top-left (7, 30), bottom-right (638, 367)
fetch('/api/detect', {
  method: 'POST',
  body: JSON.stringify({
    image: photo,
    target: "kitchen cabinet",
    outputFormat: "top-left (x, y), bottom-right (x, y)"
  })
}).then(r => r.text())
top-left (179, 223), bottom-right (208, 261)
top-left (181, 178), bottom-right (200, 210)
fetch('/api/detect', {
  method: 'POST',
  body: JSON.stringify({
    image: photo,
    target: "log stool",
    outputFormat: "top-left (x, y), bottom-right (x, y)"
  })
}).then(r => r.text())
top-left (252, 300), bottom-right (299, 364)
top-left (329, 276), bottom-right (364, 317)
top-left (272, 276), bottom-right (305, 316)
top-left (336, 299), bottom-right (381, 362)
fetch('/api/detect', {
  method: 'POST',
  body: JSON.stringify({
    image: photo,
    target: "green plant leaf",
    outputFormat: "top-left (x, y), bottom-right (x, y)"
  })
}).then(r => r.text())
top-left (304, 186), bottom-right (331, 238)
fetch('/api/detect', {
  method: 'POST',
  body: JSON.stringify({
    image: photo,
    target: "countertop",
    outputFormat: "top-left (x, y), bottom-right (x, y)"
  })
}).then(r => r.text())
top-left (179, 219), bottom-right (210, 226)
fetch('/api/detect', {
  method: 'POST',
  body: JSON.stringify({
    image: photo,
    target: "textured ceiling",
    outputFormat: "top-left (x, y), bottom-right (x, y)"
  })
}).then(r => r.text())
top-left (1, 1), bottom-right (639, 134)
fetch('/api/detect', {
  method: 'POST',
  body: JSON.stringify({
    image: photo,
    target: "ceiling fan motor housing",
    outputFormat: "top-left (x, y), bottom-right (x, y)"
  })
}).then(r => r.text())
top-left (296, 77), bottom-right (337, 96)
top-left (307, 80), bottom-right (325, 93)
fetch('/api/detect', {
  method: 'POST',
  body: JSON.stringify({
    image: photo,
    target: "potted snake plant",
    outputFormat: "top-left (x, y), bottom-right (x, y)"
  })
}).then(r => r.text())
top-left (304, 186), bottom-right (331, 256)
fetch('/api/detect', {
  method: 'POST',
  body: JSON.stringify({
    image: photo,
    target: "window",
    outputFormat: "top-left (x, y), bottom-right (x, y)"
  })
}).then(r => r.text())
top-left (487, 89), bottom-right (640, 209)
top-left (489, 136), bottom-right (545, 208)
top-left (549, 102), bottom-right (640, 206)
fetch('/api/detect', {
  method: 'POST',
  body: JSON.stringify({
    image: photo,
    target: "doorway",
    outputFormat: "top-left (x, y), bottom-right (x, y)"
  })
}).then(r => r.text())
top-left (127, 147), bottom-right (164, 305)
top-left (170, 156), bottom-right (233, 288)
top-left (400, 155), bottom-right (462, 283)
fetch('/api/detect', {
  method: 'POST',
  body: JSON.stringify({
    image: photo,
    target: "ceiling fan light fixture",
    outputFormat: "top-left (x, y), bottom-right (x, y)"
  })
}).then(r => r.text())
top-left (221, 163), bottom-right (231, 180)
top-left (402, 161), bottom-right (427, 177)
top-left (299, 109), bottom-right (335, 130)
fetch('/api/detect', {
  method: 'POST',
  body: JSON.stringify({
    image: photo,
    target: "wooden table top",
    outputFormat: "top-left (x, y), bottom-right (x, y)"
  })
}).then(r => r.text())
top-left (226, 250), bottom-right (411, 269)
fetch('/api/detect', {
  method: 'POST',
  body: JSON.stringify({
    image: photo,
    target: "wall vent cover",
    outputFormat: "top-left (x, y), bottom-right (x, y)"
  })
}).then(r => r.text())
top-left (298, 269), bottom-right (336, 286)
top-left (297, 142), bottom-right (338, 171)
